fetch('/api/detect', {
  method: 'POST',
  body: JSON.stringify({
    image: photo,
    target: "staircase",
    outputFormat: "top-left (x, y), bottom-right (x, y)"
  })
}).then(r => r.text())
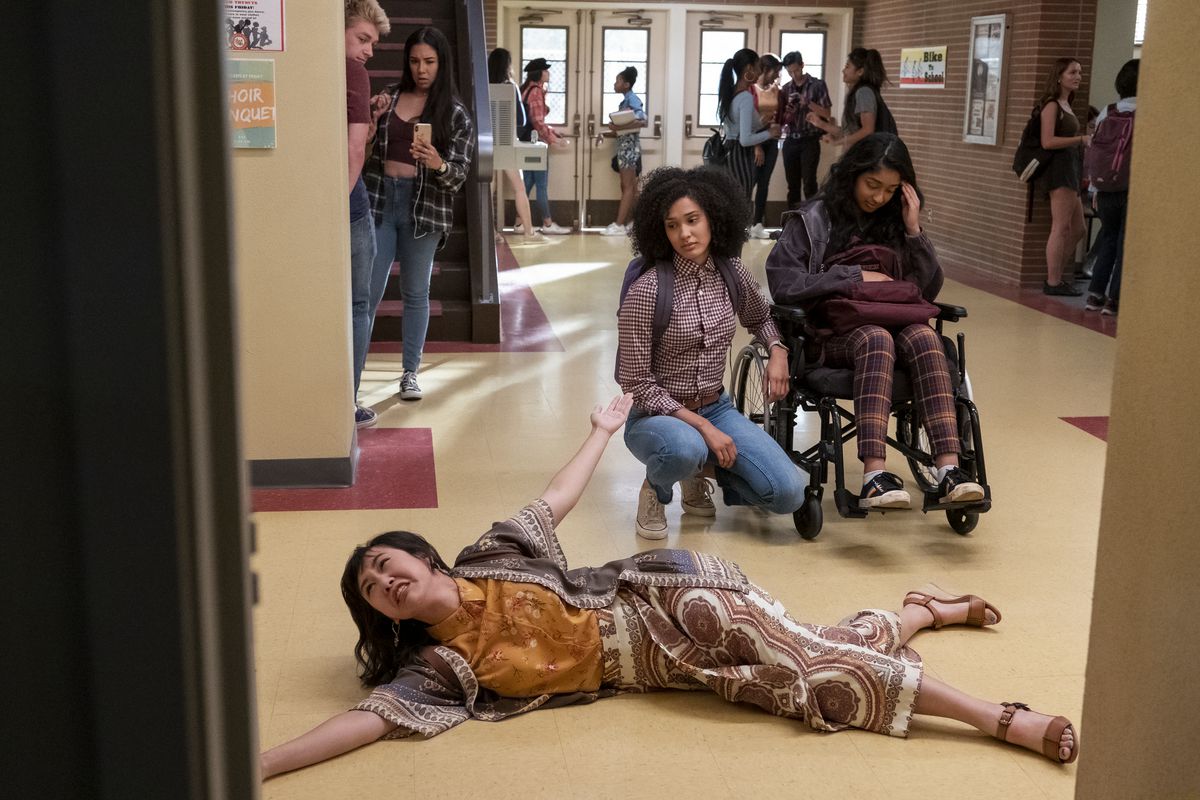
top-left (368, 0), bottom-right (498, 344)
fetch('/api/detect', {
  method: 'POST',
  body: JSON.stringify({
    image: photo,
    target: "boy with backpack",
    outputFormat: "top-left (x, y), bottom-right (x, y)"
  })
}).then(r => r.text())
top-left (1083, 58), bottom-right (1139, 316)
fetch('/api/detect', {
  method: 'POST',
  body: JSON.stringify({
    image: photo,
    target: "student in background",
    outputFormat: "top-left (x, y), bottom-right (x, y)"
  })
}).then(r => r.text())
top-left (519, 58), bottom-right (572, 235)
top-left (345, 0), bottom-right (390, 428)
top-left (806, 48), bottom-right (895, 150)
top-left (363, 26), bottom-right (475, 401)
top-left (748, 54), bottom-right (783, 239)
top-left (600, 66), bottom-right (647, 237)
top-left (778, 51), bottom-right (832, 209)
top-left (717, 48), bottom-right (782, 208)
top-left (1085, 59), bottom-right (1138, 316)
top-left (487, 48), bottom-right (549, 245)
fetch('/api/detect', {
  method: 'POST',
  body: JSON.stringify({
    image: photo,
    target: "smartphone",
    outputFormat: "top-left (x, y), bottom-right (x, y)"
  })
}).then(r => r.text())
top-left (413, 122), bottom-right (432, 146)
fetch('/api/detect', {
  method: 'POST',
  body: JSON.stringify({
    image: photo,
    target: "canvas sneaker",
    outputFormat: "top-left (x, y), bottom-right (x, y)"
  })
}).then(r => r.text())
top-left (541, 221), bottom-right (572, 235)
top-left (523, 231), bottom-right (551, 243)
top-left (1084, 293), bottom-right (1107, 311)
top-left (1043, 281), bottom-right (1082, 297)
top-left (937, 467), bottom-right (985, 504)
top-left (601, 222), bottom-right (626, 236)
top-left (636, 480), bottom-right (668, 540)
top-left (354, 405), bottom-right (378, 429)
top-left (513, 222), bottom-right (534, 234)
top-left (859, 471), bottom-right (912, 510)
top-left (1100, 298), bottom-right (1118, 316)
top-left (749, 222), bottom-right (770, 240)
top-left (398, 370), bottom-right (423, 401)
top-left (680, 476), bottom-right (716, 516)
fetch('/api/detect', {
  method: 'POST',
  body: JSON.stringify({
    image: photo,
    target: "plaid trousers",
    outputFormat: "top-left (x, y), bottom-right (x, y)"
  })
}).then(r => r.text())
top-left (822, 324), bottom-right (958, 461)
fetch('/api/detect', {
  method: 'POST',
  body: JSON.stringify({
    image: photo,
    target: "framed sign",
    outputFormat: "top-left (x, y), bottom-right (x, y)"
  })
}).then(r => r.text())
top-left (963, 14), bottom-right (1008, 145)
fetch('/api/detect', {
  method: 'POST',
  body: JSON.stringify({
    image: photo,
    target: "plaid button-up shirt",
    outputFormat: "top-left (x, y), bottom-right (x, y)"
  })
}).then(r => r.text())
top-left (522, 83), bottom-right (561, 144)
top-left (617, 253), bottom-right (781, 415)
top-left (364, 86), bottom-right (475, 239)
top-left (779, 75), bottom-right (832, 138)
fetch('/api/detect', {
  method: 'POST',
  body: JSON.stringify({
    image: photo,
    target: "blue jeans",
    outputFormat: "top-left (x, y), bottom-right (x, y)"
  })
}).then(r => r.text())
top-left (1087, 190), bottom-right (1128, 303)
top-left (372, 176), bottom-right (441, 373)
top-left (523, 166), bottom-right (550, 223)
top-left (624, 394), bottom-right (805, 514)
top-left (350, 212), bottom-right (378, 396)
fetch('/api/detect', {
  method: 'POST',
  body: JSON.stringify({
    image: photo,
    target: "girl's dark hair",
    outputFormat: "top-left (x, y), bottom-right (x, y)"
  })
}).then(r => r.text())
top-left (818, 132), bottom-right (923, 256)
top-left (1037, 57), bottom-right (1080, 111)
top-left (487, 47), bottom-right (512, 85)
top-left (841, 48), bottom-right (888, 127)
top-left (717, 48), bottom-right (759, 123)
top-left (1114, 58), bottom-right (1139, 99)
top-left (617, 65), bottom-right (638, 87)
top-left (758, 53), bottom-right (782, 81)
top-left (520, 63), bottom-right (546, 92)
top-left (629, 165), bottom-right (750, 262)
top-left (399, 26), bottom-right (462, 152)
top-left (340, 531), bottom-right (452, 687)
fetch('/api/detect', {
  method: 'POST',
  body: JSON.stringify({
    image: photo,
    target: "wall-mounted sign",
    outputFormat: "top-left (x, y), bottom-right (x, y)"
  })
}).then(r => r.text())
top-left (224, 0), bottom-right (284, 52)
top-left (899, 46), bottom-right (947, 89)
top-left (228, 58), bottom-right (277, 149)
top-left (963, 15), bottom-right (1009, 145)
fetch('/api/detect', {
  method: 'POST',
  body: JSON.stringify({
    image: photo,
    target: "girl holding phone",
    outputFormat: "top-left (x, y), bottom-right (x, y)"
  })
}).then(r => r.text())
top-left (363, 26), bottom-right (475, 401)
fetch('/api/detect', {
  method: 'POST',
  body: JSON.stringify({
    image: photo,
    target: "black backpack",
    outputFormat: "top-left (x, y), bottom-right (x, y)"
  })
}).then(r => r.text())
top-left (873, 90), bottom-right (898, 135)
top-left (614, 256), bottom-right (742, 381)
top-left (517, 85), bottom-right (535, 141)
top-left (702, 128), bottom-right (727, 167)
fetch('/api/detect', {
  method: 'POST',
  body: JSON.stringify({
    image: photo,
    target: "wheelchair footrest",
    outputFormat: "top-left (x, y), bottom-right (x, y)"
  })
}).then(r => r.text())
top-left (834, 488), bottom-right (868, 519)
top-left (920, 495), bottom-right (992, 514)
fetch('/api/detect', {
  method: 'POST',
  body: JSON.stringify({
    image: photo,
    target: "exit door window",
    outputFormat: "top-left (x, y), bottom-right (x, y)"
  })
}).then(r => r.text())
top-left (602, 28), bottom-right (649, 121)
top-left (521, 26), bottom-right (568, 125)
top-left (779, 31), bottom-right (827, 81)
top-left (698, 29), bottom-right (748, 127)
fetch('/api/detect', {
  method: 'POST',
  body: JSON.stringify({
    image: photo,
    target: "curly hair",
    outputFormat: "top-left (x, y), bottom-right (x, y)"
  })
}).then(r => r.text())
top-left (340, 531), bottom-right (452, 687)
top-left (818, 132), bottom-right (922, 256)
top-left (629, 165), bottom-right (750, 262)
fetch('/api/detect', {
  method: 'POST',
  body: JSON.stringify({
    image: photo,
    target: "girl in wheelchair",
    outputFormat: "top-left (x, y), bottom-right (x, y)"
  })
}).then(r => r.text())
top-left (617, 165), bottom-right (804, 539)
top-left (766, 133), bottom-right (984, 512)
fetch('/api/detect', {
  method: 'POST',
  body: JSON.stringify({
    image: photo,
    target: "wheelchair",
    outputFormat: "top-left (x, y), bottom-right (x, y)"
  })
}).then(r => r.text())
top-left (731, 302), bottom-right (991, 539)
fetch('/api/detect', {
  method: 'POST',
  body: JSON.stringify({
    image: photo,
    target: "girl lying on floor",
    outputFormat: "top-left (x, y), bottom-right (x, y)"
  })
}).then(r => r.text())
top-left (259, 394), bottom-right (1077, 779)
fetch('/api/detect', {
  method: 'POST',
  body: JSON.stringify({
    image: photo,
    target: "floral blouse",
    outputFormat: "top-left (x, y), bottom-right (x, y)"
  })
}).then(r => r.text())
top-left (427, 577), bottom-right (603, 697)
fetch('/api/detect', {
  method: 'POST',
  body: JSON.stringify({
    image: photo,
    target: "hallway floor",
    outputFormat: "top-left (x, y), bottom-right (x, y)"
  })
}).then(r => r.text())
top-left (254, 232), bottom-right (1114, 798)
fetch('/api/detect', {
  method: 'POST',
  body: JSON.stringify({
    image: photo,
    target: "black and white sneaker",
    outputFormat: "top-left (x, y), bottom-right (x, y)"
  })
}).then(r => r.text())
top-left (398, 371), bottom-right (423, 401)
top-left (859, 472), bottom-right (911, 509)
top-left (937, 467), bottom-right (985, 504)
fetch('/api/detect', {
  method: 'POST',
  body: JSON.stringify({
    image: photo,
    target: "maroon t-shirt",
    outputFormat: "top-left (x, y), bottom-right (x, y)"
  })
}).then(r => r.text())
top-left (346, 58), bottom-right (371, 124)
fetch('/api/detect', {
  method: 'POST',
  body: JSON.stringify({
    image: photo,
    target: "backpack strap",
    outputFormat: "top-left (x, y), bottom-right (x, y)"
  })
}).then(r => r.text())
top-left (651, 260), bottom-right (675, 349)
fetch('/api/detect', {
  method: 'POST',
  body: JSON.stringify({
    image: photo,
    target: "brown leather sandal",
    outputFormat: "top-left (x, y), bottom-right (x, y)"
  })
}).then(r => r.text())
top-left (902, 582), bottom-right (1001, 628)
top-left (996, 701), bottom-right (1079, 764)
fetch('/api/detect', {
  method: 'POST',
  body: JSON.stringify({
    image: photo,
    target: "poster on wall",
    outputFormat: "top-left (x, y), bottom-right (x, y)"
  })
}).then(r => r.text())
top-left (224, 0), bottom-right (284, 51)
top-left (228, 58), bottom-right (277, 149)
top-left (899, 46), bottom-right (947, 89)
top-left (963, 14), bottom-right (1008, 145)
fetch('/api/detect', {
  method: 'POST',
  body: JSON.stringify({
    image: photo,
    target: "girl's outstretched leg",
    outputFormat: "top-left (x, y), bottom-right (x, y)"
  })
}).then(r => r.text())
top-left (914, 675), bottom-right (1078, 763)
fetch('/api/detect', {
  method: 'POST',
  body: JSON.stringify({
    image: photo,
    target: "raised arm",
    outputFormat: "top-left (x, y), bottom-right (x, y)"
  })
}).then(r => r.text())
top-left (260, 709), bottom-right (397, 780)
top-left (539, 394), bottom-right (633, 524)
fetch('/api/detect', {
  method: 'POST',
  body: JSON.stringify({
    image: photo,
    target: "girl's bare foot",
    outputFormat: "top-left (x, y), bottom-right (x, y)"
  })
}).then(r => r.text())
top-left (903, 583), bottom-right (1001, 629)
top-left (995, 702), bottom-right (1078, 763)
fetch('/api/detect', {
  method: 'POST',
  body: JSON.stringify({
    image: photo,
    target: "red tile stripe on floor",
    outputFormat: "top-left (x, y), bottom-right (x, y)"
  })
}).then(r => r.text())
top-left (251, 428), bottom-right (438, 511)
top-left (1061, 416), bottom-right (1109, 442)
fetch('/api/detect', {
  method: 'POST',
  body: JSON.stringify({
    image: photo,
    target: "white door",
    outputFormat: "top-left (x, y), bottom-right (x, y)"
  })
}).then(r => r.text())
top-left (502, 6), bottom-right (669, 229)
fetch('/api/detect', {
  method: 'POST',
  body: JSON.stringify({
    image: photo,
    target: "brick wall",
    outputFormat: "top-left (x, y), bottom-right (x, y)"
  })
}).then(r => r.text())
top-left (862, 0), bottom-right (1097, 284)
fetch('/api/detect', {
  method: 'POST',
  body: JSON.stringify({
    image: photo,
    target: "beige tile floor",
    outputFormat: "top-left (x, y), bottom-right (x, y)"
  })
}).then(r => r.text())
top-left (254, 233), bottom-right (1113, 798)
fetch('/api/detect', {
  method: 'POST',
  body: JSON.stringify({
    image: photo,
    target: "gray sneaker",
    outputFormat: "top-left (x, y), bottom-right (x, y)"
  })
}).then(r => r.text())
top-left (680, 476), bottom-right (716, 516)
top-left (636, 480), bottom-right (668, 540)
top-left (398, 371), bottom-right (423, 401)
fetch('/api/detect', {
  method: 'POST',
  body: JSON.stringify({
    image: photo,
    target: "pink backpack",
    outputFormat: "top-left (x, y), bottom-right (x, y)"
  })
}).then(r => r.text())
top-left (1084, 104), bottom-right (1135, 191)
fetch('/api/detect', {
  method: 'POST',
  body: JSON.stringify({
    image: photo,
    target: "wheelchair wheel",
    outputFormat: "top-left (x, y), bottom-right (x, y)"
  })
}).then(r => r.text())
top-left (947, 508), bottom-right (978, 535)
top-left (793, 490), bottom-right (823, 539)
top-left (898, 413), bottom-right (938, 494)
top-left (732, 343), bottom-right (774, 439)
